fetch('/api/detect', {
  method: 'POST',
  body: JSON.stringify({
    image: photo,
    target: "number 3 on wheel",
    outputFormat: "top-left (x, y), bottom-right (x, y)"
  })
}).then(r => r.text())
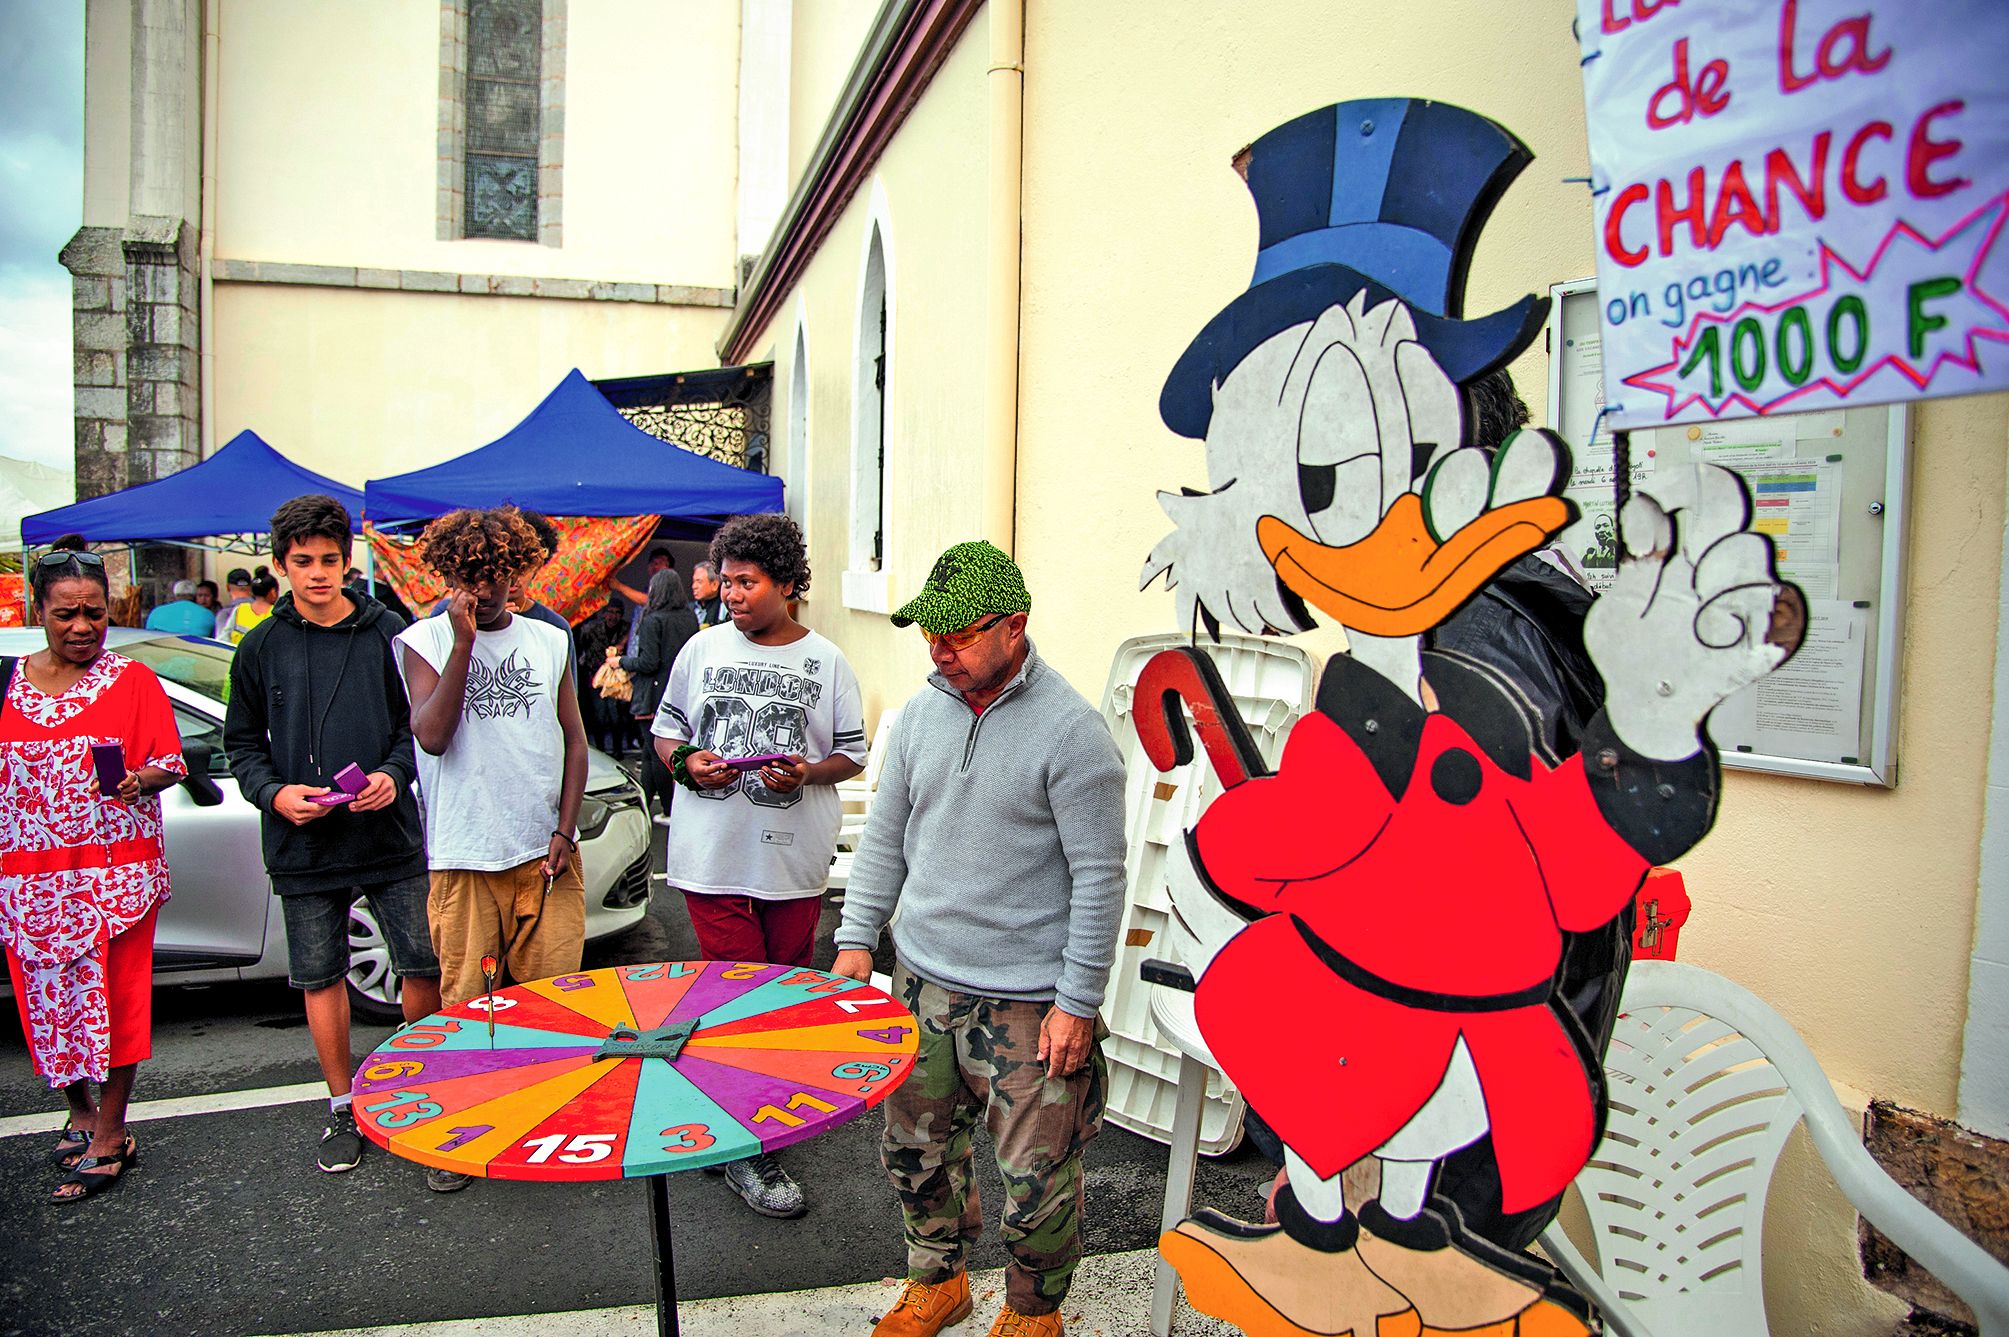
top-left (661, 1123), bottom-right (716, 1153)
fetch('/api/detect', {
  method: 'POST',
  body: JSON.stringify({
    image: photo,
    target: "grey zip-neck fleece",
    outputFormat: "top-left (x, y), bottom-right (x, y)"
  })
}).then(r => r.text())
top-left (833, 643), bottom-right (1129, 1017)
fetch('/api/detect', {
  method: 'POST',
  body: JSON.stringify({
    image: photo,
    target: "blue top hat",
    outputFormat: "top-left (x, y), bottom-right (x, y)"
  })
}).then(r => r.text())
top-left (1161, 98), bottom-right (1550, 440)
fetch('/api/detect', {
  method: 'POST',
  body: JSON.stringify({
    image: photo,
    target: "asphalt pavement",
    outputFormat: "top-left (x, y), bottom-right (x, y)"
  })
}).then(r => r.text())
top-left (0, 832), bottom-right (1273, 1337)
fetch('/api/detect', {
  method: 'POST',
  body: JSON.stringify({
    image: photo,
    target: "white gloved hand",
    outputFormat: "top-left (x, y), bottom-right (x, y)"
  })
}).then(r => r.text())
top-left (1584, 463), bottom-right (1805, 761)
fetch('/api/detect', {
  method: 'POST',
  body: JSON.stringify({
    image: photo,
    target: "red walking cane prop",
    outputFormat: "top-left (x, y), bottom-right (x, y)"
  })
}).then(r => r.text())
top-left (1132, 647), bottom-right (1269, 786)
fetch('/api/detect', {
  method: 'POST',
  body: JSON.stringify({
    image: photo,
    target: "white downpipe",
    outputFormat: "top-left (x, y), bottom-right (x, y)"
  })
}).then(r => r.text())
top-left (984, 0), bottom-right (1024, 554)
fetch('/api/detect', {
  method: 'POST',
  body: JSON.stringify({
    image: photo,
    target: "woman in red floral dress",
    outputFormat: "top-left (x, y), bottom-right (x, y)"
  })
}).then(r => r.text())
top-left (1, 552), bottom-right (186, 1202)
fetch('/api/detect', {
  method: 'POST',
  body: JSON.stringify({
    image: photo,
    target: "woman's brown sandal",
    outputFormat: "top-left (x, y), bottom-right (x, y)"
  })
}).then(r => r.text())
top-left (52, 1134), bottom-right (137, 1203)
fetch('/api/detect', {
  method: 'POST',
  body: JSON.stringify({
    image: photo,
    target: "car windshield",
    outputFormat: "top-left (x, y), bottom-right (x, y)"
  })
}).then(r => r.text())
top-left (119, 636), bottom-right (234, 704)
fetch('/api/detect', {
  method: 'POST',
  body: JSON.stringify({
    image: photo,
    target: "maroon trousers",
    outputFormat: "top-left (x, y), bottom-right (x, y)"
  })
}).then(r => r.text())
top-left (680, 890), bottom-right (822, 967)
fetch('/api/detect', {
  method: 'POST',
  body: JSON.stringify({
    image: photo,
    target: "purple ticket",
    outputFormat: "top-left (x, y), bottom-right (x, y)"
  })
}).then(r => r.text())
top-left (91, 743), bottom-right (127, 795)
top-left (308, 763), bottom-right (371, 806)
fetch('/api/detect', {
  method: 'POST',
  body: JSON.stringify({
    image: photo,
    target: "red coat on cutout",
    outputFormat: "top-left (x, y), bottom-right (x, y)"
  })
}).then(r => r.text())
top-left (1191, 700), bottom-right (1648, 1213)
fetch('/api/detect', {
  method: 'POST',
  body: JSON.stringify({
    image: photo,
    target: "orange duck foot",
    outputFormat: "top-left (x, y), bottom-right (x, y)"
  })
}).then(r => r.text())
top-left (1351, 1201), bottom-right (1598, 1337)
top-left (1160, 1211), bottom-right (1421, 1337)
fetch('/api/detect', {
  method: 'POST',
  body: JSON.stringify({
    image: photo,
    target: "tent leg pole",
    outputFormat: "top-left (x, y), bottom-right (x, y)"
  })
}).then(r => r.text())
top-left (19, 545), bottom-right (29, 622)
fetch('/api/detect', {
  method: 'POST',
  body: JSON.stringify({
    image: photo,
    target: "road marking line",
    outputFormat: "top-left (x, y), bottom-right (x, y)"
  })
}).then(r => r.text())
top-left (0, 1079), bottom-right (327, 1139)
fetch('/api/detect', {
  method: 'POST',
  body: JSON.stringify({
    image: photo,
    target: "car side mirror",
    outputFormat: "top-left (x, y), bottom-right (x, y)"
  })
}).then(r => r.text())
top-left (178, 740), bottom-right (225, 807)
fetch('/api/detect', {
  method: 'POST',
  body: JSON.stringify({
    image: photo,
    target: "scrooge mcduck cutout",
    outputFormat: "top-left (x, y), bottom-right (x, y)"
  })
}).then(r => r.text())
top-left (1136, 99), bottom-right (1807, 1337)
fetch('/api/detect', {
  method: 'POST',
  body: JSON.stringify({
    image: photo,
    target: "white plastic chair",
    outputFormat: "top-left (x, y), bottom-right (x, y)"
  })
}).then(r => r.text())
top-left (835, 705), bottom-right (901, 812)
top-left (1539, 960), bottom-right (2009, 1337)
top-left (828, 706), bottom-right (900, 893)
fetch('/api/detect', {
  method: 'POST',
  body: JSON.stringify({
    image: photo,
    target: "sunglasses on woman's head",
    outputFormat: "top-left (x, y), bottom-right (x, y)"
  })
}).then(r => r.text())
top-left (36, 551), bottom-right (105, 570)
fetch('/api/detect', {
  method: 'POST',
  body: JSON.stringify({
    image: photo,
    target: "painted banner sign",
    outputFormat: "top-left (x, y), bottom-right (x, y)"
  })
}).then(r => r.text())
top-left (1577, 0), bottom-right (2009, 428)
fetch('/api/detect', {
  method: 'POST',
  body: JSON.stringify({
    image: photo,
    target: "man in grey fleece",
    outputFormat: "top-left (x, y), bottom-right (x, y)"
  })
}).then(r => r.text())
top-left (832, 541), bottom-right (1128, 1337)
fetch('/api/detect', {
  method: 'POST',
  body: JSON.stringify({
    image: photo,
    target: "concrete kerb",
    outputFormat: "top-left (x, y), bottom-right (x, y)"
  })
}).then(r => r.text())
top-left (268, 1247), bottom-right (1235, 1336)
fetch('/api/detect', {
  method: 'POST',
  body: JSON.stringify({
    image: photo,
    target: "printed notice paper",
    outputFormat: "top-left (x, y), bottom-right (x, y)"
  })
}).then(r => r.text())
top-left (1576, 0), bottom-right (2009, 427)
top-left (1708, 599), bottom-right (1868, 763)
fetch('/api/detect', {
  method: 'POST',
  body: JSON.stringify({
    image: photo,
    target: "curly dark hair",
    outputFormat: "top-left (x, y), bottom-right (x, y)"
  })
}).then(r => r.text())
top-left (271, 493), bottom-right (354, 563)
top-left (709, 513), bottom-right (810, 595)
top-left (417, 507), bottom-right (547, 588)
top-left (519, 510), bottom-right (560, 564)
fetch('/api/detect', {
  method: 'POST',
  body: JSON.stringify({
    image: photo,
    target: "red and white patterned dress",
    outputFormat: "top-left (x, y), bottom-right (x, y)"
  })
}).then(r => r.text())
top-left (0, 652), bottom-right (185, 1086)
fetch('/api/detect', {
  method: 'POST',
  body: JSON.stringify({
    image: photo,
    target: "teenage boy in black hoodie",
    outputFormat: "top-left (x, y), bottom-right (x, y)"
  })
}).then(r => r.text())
top-left (224, 494), bottom-right (442, 1179)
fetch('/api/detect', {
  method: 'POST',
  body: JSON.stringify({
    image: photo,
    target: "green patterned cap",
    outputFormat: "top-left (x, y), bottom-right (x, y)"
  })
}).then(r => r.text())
top-left (892, 541), bottom-right (1032, 633)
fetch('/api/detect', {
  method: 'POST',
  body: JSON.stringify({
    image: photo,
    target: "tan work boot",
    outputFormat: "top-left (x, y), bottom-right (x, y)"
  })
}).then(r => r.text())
top-left (988, 1304), bottom-right (1065, 1335)
top-left (874, 1271), bottom-right (973, 1336)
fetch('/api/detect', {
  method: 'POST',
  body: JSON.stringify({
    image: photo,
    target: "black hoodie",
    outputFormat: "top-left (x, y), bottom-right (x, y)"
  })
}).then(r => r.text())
top-left (224, 591), bottom-right (427, 893)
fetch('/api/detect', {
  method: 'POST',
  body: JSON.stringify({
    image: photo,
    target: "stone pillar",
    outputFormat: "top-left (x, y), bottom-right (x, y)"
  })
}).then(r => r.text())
top-left (122, 216), bottom-right (200, 489)
top-left (60, 226), bottom-right (130, 502)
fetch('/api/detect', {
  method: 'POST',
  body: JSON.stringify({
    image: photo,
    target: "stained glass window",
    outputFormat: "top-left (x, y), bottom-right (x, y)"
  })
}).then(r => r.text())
top-left (465, 0), bottom-right (541, 240)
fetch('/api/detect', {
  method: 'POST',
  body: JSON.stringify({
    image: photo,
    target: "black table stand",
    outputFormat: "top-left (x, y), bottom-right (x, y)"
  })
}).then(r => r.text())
top-left (647, 1173), bottom-right (681, 1336)
top-left (604, 1025), bottom-right (698, 1335)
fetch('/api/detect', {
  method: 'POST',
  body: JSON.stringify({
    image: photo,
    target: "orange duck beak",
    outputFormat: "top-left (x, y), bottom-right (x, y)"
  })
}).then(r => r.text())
top-left (1258, 491), bottom-right (1571, 638)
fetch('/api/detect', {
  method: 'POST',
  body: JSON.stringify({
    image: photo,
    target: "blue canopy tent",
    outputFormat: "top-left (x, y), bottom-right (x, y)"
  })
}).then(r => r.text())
top-left (22, 428), bottom-right (365, 545)
top-left (16, 428), bottom-right (367, 621)
top-left (361, 368), bottom-right (783, 526)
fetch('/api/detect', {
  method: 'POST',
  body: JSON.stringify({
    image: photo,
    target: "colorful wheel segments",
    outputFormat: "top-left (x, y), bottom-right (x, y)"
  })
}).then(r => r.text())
top-left (351, 961), bottom-right (919, 1182)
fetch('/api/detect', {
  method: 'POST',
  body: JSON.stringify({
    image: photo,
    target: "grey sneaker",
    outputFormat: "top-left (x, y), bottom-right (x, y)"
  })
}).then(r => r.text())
top-left (426, 1166), bottom-right (472, 1193)
top-left (317, 1107), bottom-right (364, 1173)
top-left (722, 1153), bottom-right (805, 1218)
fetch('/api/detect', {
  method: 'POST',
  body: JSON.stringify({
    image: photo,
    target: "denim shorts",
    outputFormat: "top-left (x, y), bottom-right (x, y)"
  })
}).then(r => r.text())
top-left (281, 874), bottom-right (440, 992)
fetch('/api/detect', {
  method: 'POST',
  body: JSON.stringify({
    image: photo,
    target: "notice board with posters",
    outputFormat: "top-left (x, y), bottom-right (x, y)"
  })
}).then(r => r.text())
top-left (1548, 277), bottom-right (1912, 785)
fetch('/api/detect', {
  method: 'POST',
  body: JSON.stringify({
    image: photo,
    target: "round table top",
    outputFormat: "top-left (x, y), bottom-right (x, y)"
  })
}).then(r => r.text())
top-left (352, 961), bottom-right (919, 1181)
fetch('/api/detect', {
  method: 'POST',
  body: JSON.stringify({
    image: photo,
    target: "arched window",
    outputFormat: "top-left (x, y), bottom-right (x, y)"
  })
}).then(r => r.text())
top-left (787, 321), bottom-right (809, 528)
top-left (852, 224), bottom-right (888, 574)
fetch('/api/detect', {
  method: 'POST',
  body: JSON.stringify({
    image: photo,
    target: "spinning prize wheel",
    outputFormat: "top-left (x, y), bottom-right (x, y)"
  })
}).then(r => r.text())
top-left (352, 961), bottom-right (919, 1334)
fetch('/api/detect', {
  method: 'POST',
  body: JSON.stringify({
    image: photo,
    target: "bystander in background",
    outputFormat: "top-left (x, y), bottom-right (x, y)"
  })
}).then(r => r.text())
top-left (617, 568), bottom-right (698, 823)
top-left (577, 596), bottom-right (635, 755)
top-left (144, 579), bottom-right (218, 635)
top-left (223, 569), bottom-right (278, 644)
top-left (213, 567), bottom-right (253, 638)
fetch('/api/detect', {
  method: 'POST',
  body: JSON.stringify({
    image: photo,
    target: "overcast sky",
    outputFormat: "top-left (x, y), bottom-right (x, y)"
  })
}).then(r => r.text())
top-left (0, 1), bottom-right (84, 470)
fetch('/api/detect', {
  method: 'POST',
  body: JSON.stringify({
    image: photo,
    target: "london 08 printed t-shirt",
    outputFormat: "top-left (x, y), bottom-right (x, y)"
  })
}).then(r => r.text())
top-left (653, 624), bottom-right (867, 900)
top-left (394, 612), bottom-right (572, 872)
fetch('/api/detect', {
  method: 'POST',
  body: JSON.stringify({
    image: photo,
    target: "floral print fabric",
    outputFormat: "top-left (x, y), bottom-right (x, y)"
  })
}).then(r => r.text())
top-left (365, 515), bottom-right (663, 624)
top-left (1, 652), bottom-right (185, 1085)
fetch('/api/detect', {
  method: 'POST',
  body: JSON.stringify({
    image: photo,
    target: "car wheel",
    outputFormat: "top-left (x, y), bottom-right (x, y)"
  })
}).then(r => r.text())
top-left (346, 898), bottom-right (408, 1024)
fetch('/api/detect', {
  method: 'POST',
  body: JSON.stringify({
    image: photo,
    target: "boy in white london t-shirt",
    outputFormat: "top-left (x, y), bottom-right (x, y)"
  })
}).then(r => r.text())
top-left (394, 509), bottom-right (588, 1050)
top-left (652, 513), bottom-right (866, 1218)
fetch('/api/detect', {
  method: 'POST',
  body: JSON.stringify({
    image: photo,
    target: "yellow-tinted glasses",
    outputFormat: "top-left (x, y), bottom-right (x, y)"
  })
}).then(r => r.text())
top-left (920, 612), bottom-right (1010, 652)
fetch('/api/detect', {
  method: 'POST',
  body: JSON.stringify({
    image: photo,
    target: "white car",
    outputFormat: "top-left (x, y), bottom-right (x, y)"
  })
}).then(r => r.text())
top-left (0, 628), bottom-right (653, 1020)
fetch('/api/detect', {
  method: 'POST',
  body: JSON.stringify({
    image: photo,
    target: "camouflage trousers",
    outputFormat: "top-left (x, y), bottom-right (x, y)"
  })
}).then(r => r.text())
top-left (881, 964), bottom-right (1108, 1317)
